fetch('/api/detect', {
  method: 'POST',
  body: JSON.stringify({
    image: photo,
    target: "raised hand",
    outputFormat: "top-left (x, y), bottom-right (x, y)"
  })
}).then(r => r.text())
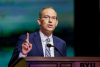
top-left (21, 32), bottom-right (32, 55)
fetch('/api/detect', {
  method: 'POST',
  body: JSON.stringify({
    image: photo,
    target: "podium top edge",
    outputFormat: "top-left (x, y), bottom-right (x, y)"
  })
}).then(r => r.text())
top-left (21, 57), bottom-right (100, 61)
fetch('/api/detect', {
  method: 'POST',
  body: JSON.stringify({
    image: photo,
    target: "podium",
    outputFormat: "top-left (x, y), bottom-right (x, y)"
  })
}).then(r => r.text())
top-left (10, 57), bottom-right (100, 67)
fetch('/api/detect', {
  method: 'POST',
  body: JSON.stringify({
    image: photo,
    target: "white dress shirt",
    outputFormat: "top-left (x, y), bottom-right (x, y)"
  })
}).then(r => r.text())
top-left (39, 31), bottom-right (54, 57)
top-left (18, 31), bottom-right (54, 58)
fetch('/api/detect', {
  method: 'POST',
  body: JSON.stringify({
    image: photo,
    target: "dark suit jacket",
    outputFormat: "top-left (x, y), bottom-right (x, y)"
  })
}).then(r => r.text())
top-left (8, 31), bottom-right (67, 67)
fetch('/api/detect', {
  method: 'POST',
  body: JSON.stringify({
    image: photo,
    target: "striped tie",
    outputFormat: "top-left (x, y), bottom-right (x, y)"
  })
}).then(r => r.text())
top-left (45, 37), bottom-right (51, 57)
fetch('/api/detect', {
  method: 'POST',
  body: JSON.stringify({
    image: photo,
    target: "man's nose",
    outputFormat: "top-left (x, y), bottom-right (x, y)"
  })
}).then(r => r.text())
top-left (48, 17), bottom-right (52, 23)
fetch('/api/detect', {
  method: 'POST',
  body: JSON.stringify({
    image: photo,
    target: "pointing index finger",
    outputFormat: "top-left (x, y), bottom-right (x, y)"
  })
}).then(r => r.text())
top-left (25, 32), bottom-right (29, 42)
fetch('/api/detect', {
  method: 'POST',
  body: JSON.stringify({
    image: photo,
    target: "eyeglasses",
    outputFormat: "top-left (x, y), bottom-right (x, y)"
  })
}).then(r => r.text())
top-left (41, 15), bottom-right (57, 20)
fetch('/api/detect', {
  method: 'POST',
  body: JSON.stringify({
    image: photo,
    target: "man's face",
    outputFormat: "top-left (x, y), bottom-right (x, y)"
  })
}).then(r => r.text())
top-left (38, 8), bottom-right (58, 33)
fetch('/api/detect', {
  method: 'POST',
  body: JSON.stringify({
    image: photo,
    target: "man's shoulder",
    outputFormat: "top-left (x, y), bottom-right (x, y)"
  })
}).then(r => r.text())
top-left (53, 35), bottom-right (65, 43)
top-left (19, 31), bottom-right (38, 39)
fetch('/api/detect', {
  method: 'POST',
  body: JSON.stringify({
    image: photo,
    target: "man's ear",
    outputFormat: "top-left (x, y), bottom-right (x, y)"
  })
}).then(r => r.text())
top-left (37, 18), bottom-right (41, 25)
top-left (56, 20), bottom-right (58, 26)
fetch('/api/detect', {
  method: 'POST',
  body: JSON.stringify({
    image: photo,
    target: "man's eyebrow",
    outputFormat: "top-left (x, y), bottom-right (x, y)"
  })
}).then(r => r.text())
top-left (44, 15), bottom-right (49, 16)
top-left (44, 15), bottom-right (56, 17)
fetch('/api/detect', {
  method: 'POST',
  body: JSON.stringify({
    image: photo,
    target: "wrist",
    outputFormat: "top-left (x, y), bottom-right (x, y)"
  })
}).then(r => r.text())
top-left (21, 52), bottom-right (28, 55)
top-left (19, 52), bottom-right (27, 58)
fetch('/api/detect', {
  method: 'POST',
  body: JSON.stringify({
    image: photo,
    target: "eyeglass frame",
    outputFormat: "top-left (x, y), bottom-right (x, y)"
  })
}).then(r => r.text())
top-left (40, 15), bottom-right (58, 20)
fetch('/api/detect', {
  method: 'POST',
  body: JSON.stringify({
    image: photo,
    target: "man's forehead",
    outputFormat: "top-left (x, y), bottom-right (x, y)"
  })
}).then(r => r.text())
top-left (42, 8), bottom-right (57, 16)
top-left (44, 15), bottom-right (56, 17)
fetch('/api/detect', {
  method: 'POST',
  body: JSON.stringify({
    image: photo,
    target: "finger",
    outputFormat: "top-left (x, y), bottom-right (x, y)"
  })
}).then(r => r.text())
top-left (25, 32), bottom-right (29, 42)
top-left (24, 43), bottom-right (29, 47)
top-left (22, 43), bottom-right (29, 48)
top-left (28, 43), bottom-right (32, 48)
top-left (22, 44), bottom-right (28, 49)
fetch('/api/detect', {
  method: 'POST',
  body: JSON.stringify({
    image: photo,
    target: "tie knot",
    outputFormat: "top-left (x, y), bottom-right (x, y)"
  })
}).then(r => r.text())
top-left (47, 37), bottom-right (50, 42)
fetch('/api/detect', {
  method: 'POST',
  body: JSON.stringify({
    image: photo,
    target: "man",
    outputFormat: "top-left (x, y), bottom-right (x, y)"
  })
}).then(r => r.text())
top-left (8, 7), bottom-right (67, 67)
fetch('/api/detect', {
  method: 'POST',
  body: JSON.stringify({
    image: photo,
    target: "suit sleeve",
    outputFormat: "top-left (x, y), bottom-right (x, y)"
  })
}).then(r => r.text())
top-left (8, 35), bottom-right (26, 67)
top-left (63, 41), bottom-right (67, 56)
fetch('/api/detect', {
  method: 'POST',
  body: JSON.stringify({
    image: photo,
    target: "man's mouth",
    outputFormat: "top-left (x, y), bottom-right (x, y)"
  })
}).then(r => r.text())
top-left (48, 24), bottom-right (53, 28)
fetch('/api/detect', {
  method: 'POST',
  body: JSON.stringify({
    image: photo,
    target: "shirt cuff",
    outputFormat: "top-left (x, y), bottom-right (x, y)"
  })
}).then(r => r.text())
top-left (18, 52), bottom-right (27, 58)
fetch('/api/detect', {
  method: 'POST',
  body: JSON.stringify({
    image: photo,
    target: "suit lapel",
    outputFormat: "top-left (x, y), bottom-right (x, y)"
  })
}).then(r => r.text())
top-left (32, 32), bottom-right (59, 57)
top-left (32, 31), bottom-right (44, 56)
top-left (53, 35), bottom-right (59, 57)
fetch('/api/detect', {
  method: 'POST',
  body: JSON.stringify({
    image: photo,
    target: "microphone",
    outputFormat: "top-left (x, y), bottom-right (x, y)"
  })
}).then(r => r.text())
top-left (47, 44), bottom-right (64, 57)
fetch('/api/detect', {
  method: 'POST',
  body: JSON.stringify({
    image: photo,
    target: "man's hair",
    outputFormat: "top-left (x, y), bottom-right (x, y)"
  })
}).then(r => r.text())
top-left (39, 7), bottom-right (57, 18)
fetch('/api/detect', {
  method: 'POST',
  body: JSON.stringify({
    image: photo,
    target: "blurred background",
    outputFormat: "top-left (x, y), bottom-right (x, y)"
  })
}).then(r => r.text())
top-left (0, 0), bottom-right (74, 67)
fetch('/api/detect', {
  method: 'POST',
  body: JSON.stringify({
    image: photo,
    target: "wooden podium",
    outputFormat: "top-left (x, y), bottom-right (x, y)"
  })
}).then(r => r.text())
top-left (10, 57), bottom-right (100, 67)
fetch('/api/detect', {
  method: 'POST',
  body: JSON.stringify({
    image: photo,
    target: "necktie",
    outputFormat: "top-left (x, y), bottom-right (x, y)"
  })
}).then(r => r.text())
top-left (45, 37), bottom-right (51, 57)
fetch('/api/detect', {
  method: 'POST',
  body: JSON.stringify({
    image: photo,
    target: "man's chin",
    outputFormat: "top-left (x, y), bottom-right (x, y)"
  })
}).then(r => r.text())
top-left (46, 29), bottom-right (53, 33)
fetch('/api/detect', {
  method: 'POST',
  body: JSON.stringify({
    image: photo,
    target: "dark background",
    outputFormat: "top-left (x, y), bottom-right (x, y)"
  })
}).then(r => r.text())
top-left (74, 0), bottom-right (99, 56)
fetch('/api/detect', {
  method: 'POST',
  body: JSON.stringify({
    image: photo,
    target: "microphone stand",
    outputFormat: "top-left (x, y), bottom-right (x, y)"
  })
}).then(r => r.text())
top-left (47, 44), bottom-right (64, 57)
top-left (54, 47), bottom-right (64, 57)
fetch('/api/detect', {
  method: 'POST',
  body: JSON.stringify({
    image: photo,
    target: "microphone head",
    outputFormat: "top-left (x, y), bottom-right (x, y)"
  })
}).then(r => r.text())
top-left (47, 44), bottom-right (52, 47)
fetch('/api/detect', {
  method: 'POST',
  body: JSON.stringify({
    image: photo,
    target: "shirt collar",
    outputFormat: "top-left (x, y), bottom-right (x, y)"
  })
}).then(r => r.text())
top-left (39, 30), bottom-right (52, 42)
